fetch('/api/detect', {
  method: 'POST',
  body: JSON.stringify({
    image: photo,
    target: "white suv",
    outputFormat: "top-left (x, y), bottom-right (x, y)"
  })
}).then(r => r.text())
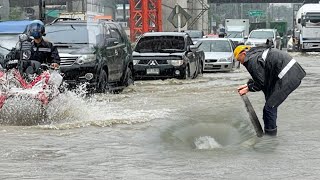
top-left (245, 29), bottom-right (282, 49)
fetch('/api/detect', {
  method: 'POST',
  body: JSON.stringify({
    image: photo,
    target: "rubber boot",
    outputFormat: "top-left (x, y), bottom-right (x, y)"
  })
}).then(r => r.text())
top-left (264, 128), bottom-right (277, 136)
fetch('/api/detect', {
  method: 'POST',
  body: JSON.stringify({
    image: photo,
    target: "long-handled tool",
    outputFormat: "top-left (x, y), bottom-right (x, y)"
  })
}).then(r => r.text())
top-left (241, 94), bottom-right (264, 137)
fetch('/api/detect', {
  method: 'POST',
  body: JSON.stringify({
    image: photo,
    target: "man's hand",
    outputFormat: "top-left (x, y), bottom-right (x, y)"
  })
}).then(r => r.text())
top-left (51, 63), bottom-right (60, 69)
top-left (237, 84), bottom-right (249, 96)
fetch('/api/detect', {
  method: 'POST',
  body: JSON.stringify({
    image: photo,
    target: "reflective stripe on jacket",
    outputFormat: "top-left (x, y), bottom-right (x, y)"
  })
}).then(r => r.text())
top-left (243, 47), bottom-right (306, 107)
top-left (30, 39), bottom-right (60, 65)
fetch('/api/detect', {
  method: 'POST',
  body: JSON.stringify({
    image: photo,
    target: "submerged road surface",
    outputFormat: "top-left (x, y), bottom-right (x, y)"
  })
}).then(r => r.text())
top-left (0, 52), bottom-right (319, 179)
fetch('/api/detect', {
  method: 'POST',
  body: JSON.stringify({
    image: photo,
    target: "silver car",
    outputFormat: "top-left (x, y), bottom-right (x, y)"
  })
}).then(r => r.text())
top-left (245, 29), bottom-right (282, 49)
top-left (197, 38), bottom-right (236, 72)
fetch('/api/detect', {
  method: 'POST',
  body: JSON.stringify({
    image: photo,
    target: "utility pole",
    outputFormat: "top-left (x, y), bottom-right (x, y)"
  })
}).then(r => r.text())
top-left (240, 3), bottom-right (243, 19)
top-left (123, 0), bottom-right (126, 22)
top-left (202, 1), bottom-right (204, 30)
top-left (39, 0), bottom-right (46, 22)
top-left (82, 0), bottom-right (85, 13)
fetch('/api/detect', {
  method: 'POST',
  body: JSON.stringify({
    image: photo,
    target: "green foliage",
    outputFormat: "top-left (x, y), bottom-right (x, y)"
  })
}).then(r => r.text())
top-left (9, 7), bottom-right (23, 20)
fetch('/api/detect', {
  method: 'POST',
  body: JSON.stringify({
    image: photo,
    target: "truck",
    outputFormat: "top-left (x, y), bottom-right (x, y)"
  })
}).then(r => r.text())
top-left (225, 19), bottom-right (250, 45)
top-left (294, 3), bottom-right (320, 52)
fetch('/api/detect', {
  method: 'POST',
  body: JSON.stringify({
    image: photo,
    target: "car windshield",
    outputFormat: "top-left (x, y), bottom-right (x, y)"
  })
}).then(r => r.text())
top-left (0, 34), bottom-right (19, 49)
top-left (249, 31), bottom-right (274, 39)
top-left (305, 13), bottom-right (320, 27)
top-left (135, 36), bottom-right (185, 53)
top-left (226, 31), bottom-right (243, 38)
top-left (45, 24), bottom-right (99, 44)
top-left (184, 31), bottom-right (203, 38)
top-left (198, 40), bottom-right (231, 52)
top-left (0, 46), bottom-right (9, 56)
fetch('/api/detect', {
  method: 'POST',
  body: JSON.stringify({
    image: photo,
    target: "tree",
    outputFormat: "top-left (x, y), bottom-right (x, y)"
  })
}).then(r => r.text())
top-left (9, 7), bottom-right (23, 20)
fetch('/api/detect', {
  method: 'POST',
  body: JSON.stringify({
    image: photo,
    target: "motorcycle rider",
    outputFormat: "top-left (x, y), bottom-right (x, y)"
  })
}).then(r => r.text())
top-left (27, 20), bottom-right (60, 69)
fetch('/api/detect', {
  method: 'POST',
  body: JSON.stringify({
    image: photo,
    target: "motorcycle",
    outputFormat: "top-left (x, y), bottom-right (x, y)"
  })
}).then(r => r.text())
top-left (0, 34), bottom-right (63, 110)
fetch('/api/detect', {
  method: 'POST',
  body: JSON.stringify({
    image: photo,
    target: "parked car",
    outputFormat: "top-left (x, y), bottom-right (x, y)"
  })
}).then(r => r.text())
top-left (245, 29), bottom-right (282, 49)
top-left (197, 38), bottom-right (238, 72)
top-left (0, 46), bottom-right (9, 69)
top-left (226, 30), bottom-right (246, 46)
top-left (183, 30), bottom-right (205, 44)
top-left (0, 20), bottom-right (36, 50)
top-left (133, 32), bottom-right (203, 80)
top-left (45, 19), bottom-right (133, 93)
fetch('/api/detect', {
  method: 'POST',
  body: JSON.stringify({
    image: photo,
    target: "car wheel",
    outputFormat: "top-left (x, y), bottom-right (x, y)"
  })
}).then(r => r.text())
top-left (97, 69), bottom-right (108, 93)
top-left (178, 65), bottom-right (190, 80)
top-left (198, 60), bottom-right (203, 75)
top-left (184, 65), bottom-right (190, 79)
top-left (123, 66), bottom-right (134, 87)
top-left (193, 59), bottom-right (200, 78)
top-left (113, 66), bottom-right (134, 94)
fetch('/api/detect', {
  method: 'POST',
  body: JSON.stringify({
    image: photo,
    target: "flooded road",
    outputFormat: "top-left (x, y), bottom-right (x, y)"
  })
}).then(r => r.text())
top-left (0, 52), bottom-right (320, 179)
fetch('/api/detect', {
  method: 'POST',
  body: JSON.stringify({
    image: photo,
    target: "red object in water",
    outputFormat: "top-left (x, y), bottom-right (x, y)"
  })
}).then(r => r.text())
top-left (129, 0), bottom-right (162, 42)
top-left (0, 95), bottom-right (6, 109)
top-left (0, 70), bottom-right (51, 109)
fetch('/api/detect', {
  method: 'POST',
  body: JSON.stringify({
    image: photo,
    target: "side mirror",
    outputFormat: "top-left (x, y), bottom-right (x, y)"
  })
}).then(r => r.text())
top-left (19, 34), bottom-right (29, 42)
top-left (276, 35), bottom-right (281, 39)
top-left (105, 37), bottom-right (119, 47)
top-left (244, 36), bottom-right (248, 40)
top-left (188, 45), bottom-right (198, 52)
top-left (298, 18), bottom-right (301, 24)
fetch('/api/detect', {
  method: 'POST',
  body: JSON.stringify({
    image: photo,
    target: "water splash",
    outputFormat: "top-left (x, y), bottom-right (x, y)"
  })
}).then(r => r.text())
top-left (194, 136), bottom-right (221, 149)
top-left (0, 96), bottom-right (46, 126)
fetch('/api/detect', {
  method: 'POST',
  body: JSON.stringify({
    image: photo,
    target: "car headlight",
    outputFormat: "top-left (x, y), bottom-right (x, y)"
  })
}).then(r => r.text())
top-left (245, 41), bottom-right (252, 45)
top-left (133, 60), bottom-right (140, 65)
top-left (219, 58), bottom-right (227, 62)
top-left (76, 54), bottom-right (96, 64)
top-left (168, 60), bottom-right (184, 66)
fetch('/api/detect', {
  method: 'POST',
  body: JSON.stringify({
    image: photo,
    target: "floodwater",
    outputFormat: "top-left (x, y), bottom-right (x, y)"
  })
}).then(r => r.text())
top-left (0, 52), bottom-right (320, 179)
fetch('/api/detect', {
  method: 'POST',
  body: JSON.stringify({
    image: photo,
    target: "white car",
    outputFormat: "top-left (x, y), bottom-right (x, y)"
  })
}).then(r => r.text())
top-left (197, 38), bottom-right (237, 72)
top-left (245, 29), bottom-right (282, 49)
top-left (226, 30), bottom-right (246, 46)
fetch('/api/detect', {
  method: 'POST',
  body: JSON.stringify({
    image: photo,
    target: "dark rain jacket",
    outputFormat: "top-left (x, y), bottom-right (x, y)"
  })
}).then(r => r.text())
top-left (243, 47), bottom-right (306, 108)
top-left (30, 39), bottom-right (60, 65)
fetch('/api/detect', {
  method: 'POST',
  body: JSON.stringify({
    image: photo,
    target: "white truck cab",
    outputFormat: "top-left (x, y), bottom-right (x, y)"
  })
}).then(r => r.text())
top-left (295, 3), bottom-right (320, 52)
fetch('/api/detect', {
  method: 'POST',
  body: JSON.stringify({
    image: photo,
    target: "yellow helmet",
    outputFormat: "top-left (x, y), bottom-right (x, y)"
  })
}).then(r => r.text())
top-left (234, 45), bottom-right (251, 60)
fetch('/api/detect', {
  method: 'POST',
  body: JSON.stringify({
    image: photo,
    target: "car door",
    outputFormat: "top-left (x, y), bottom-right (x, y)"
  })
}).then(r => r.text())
top-left (186, 36), bottom-right (197, 76)
top-left (108, 24), bottom-right (126, 80)
top-left (102, 24), bottom-right (118, 81)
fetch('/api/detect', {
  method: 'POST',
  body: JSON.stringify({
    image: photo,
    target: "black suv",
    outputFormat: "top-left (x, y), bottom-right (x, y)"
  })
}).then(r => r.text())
top-left (45, 19), bottom-right (133, 92)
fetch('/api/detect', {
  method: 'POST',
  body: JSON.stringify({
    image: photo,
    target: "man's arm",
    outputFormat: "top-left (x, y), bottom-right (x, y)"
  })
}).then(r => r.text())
top-left (247, 79), bottom-right (262, 92)
top-left (50, 45), bottom-right (60, 65)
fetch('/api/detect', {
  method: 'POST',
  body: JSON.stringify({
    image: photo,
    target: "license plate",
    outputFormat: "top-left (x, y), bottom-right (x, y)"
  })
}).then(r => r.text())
top-left (146, 68), bottom-right (160, 75)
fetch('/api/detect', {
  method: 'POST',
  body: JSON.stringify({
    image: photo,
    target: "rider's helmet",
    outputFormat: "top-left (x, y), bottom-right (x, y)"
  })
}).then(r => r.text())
top-left (27, 20), bottom-right (45, 39)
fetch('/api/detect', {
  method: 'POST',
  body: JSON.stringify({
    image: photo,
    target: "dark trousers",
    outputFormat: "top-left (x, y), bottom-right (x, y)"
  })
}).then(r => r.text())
top-left (263, 104), bottom-right (278, 135)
